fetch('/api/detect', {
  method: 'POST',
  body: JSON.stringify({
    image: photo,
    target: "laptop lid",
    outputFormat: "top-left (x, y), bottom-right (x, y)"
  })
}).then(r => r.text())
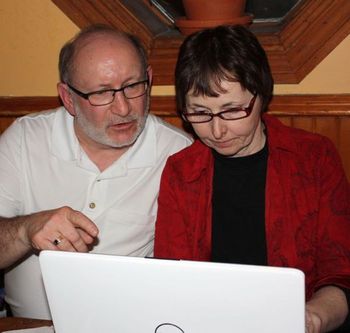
top-left (39, 250), bottom-right (305, 333)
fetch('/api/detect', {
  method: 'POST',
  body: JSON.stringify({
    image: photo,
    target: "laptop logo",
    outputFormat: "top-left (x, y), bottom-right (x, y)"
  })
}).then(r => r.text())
top-left (155, 323), bottom-right (185, 332)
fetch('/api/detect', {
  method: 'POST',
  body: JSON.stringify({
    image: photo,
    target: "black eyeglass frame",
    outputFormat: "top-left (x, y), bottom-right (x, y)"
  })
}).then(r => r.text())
top-left (182, 94), bottom-right (258, 124)
top-left (66, 78), bottom-right (149, 106)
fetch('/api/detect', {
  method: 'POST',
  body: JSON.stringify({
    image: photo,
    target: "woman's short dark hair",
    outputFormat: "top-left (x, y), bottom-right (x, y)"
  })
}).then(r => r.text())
top-left (175, 25), bottom-right (274, 113)
top-left (59, 24), bottom-right (148, 85)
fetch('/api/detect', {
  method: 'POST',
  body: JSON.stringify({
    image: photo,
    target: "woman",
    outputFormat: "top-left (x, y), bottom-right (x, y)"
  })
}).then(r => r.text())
top-left (154, 25), bottom-right (350, 333)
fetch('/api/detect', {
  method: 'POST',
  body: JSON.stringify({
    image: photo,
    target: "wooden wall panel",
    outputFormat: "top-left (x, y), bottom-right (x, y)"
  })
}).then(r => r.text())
top-left (277, 117), bottom-right (292, 127)
top-left (0, 94), bottom-right (350, 180)
top-left (0, 118), bottom-right (17, 134)
top-left (291, 117), bottom-right (315, 133)
top-left (315, 117), bottom-right (339, 146)
top-left (339, 117), bottom-right (350, 178)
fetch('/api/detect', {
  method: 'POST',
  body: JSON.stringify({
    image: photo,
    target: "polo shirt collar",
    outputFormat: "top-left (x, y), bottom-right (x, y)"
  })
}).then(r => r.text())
top-left (51, 107), bottom-right (78, 161)
top-left (50, 107), bottom-right (156, 169)
top-left (123, 114), bottom-right (156, 169)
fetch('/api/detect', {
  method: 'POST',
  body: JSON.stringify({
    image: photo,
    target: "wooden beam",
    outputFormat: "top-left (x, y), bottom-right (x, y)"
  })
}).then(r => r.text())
top-left (51, 0), bottom-right (350, 85)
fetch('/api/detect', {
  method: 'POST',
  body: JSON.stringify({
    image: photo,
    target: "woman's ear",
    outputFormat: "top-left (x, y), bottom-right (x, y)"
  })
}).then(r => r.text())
top-left (57, 83), bottom-right (76, 116)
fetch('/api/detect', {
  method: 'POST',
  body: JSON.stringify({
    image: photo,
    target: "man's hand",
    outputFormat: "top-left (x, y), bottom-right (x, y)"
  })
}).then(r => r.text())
top-left (21, 206), bottom-right (99, 253)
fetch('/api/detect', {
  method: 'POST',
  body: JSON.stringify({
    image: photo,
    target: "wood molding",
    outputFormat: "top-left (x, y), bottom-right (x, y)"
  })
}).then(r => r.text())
top-left (50, 1), bottom-right (156, 50)
top-left (0, 96), bottom-right (61, 114)
top-left (51, 0), bottom-right (350, 85)
top-left (1, 94), bottom-right (350, 179)
top-left (1, 95), bottom-right (350, 116)
top-left (266, 0), bottom-right (350, 83)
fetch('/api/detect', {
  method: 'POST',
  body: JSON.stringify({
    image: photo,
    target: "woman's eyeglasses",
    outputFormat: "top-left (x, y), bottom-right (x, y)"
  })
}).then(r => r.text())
top-left (182, 94), bottom-right (257, 124)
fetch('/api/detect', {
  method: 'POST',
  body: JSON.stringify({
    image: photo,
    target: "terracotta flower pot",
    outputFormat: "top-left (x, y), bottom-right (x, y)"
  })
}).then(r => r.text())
top-left (175, 15), bottom-right (252, 36)
top-left (176, 0), bottom-right (252, 36)
top-left (182, 0), bottom-right (247, 21)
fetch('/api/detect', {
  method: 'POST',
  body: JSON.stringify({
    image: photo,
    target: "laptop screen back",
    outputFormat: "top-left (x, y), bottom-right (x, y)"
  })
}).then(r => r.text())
top-left (39, 251), bottom-right (305, 333)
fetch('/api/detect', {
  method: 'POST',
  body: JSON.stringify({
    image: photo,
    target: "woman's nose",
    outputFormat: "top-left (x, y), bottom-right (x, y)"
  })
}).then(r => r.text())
top-left (211, 116), bottom-right (227, 139)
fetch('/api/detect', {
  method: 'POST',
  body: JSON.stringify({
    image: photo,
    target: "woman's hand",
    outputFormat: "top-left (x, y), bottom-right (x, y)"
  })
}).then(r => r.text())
top-left (306, 286), bottom-right (348, 333)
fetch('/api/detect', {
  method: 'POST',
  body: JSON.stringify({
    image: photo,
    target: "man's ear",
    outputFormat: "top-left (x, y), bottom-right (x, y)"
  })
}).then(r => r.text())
top-left (57, 82), bottom-right (76, 116)
top-left (146, 65), bottom-right (153, 87)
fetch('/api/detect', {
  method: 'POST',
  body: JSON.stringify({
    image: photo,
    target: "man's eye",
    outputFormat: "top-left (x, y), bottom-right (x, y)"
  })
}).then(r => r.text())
top-left (125, 82), bottom-right (140, 90)
top-left (94, 90), bottom-right (110, 96)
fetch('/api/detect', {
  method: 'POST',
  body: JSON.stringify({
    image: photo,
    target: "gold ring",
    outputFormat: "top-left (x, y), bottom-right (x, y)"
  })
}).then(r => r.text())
top-left (53, 236), bottom-right (63, 246)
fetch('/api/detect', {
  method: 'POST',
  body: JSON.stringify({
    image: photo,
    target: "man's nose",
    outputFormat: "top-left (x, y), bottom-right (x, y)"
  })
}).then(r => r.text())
top-left (110, 91), bottom-right (130, 116)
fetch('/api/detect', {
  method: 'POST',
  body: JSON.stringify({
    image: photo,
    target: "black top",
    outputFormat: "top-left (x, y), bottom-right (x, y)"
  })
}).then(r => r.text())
top-left (211, 143), bottom-right (268, 265)
top-left (211, 142), bottom-right (350, 333)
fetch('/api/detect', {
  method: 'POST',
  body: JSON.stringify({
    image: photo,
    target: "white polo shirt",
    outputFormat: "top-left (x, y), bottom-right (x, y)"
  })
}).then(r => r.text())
top-left (0, 107), bottom-right (192, 319)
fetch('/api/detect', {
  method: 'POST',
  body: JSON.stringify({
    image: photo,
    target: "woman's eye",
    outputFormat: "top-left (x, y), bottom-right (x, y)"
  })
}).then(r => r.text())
top-left (225, 107), bottom-right (243, 113)
top-left (192, 109), bottom-right (208, 114)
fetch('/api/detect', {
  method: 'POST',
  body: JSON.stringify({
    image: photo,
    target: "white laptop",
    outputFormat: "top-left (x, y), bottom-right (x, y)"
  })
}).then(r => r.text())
top-left (39, 250), bottom-right (305, 333)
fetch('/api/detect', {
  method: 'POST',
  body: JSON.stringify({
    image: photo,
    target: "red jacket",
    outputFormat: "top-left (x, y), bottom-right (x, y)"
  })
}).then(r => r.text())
top-left (154, 114), bottom-right (350, 299)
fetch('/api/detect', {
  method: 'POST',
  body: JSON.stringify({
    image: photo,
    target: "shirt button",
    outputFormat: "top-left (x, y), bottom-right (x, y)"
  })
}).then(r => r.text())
top-left (89, 202), bottom-right (96, 209)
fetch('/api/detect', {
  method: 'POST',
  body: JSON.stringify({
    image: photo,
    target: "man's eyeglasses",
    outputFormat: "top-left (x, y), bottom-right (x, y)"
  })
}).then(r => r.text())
top-left (67, 78), bottom-right (149, 106)
top-left (182, 94), bottom-right (257, 124)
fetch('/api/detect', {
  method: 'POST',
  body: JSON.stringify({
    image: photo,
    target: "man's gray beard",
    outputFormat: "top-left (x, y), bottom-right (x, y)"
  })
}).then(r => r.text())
top-left (75, 103), bottom-right (149, 149)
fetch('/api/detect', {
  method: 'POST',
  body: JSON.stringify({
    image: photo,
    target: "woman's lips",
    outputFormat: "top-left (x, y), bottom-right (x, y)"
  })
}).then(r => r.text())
top-left (211, 139), bottom-right (233, 148)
